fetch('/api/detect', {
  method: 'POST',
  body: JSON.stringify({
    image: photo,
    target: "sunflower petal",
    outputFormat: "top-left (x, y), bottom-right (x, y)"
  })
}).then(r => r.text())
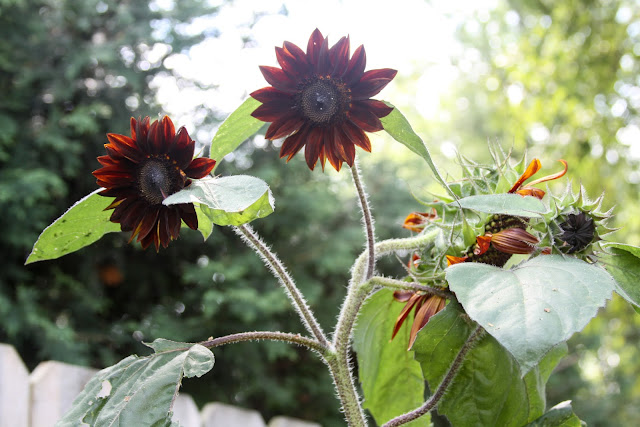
top-left (184, 157), bottom-right (216, 179)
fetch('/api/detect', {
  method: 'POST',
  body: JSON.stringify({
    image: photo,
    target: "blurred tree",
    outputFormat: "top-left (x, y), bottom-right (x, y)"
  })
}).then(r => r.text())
top-left (415, 0), bottom-right (640, 425)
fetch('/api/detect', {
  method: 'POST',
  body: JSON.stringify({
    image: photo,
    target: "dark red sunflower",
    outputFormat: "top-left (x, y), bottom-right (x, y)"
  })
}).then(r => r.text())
top-left (250, 28), bottom-right (397, 171)
top-left (93, 116), bottom-right (217, 251)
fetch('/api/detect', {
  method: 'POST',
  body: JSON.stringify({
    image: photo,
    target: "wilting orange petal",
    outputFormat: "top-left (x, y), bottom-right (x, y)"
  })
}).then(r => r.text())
top-left (408, 295), bottom-right (446, 349)
top-left (403, 210), bottom-right (437, 232)
top-left (391, 294), bottom-right (422, 340)
top-left (515, 187), bottom-right (547, 199)
top-left (541, 247), bottom-right (552, 255)
top-left (491, 227), bottom-right (539, 254)
top-left (475, 235), bottom-right (492, 255)
top-left (446, 255), bottom-right (469, 266)
top-left (526, 159), bottom-right (568, 187)
top-left (509, 159), bottom-right (541, 193)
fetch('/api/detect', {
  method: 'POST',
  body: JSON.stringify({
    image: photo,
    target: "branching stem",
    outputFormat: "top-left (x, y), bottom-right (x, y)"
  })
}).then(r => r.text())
top-left (382, 325), bottom-right (484, 427)
top-left (200, 331), bottom-right (326, 354)
top-left (234, 224), bottom-right (330, 350)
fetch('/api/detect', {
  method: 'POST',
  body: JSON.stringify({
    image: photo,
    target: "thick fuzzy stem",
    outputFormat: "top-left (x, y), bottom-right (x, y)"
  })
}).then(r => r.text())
top-left (382, 326), bottom-right (484, 427)
top-left (234, 224), bottom-right (330, 350)
top-left (200, 331), bottom-right (326, 354)
top-left (330, 230), bottom-right (442, 425)
top-left (351, 159), bottom-right (376, 281)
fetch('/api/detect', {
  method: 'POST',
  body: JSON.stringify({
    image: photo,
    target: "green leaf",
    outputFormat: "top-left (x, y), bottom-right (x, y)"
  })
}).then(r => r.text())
top-left (600, 243), bottom-right (640, 307)
top-left (525, 401), bottom-right (584, 427)
top-left (446, 255), bottom-right (615, 374)
top-left (352, 289), bottom-right (429, 427)
top-left (26, 190), bottom-right (120, 264)
top-left (381, 102), bottom-right (454, 199)
top-left (209, 97), bottom-right (264, 168)
top-left (56, 339), bottom-right (214, 427)
top-left (413, 302), bottom-right (568, 427)
top-left (164, 175), bottom-right (274, 226)
top-left (453, 193), bottom-right (546, 217)
top-left (194, 204), bottom-right (214, 241)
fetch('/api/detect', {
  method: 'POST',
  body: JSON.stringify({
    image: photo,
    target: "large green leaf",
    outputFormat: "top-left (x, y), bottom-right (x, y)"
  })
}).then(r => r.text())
top-left (413, 302), bottom-right (567, 427)
top-left (600, 242), bottom-right (640, 307)
top-left (56, 339), bottom-right (214, 427)
top-left (454, 193), bottom-right (546, 217)
top-left (525, 401), bottom-right (584, 427)
top-left (380, 103), bottom-right (454, 199)
top-left (209, 97), bottom-right (264, 168)
top-left (164, 175), bottom-right (274, 226)
top-left (446, 255), bottom-right (615, 374)
top-left (352, 289), bottom-right (429, 427)
top-left (26, 190), bottom-right (120, 264)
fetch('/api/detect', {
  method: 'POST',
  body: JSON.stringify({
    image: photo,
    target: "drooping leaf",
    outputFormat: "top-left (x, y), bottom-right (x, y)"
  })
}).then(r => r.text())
top-left (209, 97), bottom-right (264, 169)
top-left (352, 289), bottom-right (429, 427)
top-left (56, 339), bottom-right (214, 427)
top-left (413, 302), bottom-right (568, 427)
top-left (381, 102), bottom-right (454, 199)
top-left (194, 204), bottom-right (215, 241)
top-left (164, 175), bottom-right (274, 226)
top-left (453, 193), bottom-right (546, 218)
top-left (26, 190), bottom-right (120, 264)
top-left (446, 255), bottom-right (615, 374)
top-left (600, 242), bottom-right (640, 307)
top-left (525, 401), bottom-right (584, 427)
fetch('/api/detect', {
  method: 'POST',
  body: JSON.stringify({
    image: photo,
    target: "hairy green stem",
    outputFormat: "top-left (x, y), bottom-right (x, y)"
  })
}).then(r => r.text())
top-left (369, 276), bottom-right (452, 299)
top-left (382, 326), bottom-right (484, 427)
top-left (351, 159), bottom-right (376, 281)
top-left (329, 229), bottom-right (442, 425)
top-left (200, 331), bottom-right (326, 354)
top-left (234, 224), bottom-right (330, 350)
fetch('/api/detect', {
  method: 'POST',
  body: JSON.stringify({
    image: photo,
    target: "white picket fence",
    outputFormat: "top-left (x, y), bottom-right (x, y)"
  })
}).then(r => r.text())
top-left (0, 343), bottom-right (321, 427)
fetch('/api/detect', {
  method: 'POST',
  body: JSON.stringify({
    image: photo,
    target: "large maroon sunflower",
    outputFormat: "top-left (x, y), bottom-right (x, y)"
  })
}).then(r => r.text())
top-left (251, 28), bottom-right (397, 171)
top-left (93, 116), bottom-right (217, 251)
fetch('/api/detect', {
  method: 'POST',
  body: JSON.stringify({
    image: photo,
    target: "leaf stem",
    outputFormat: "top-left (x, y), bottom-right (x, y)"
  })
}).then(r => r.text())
top-left (369, 276), bottom-right (453, 300)
top-left (382, 325), bottom-right (484, 427)
top-left (233, 224), bottom-right (330, 350)
top-left (351, 159), bottom-right (376, 281)
top-left (200, 331), bottom-right (326, 354)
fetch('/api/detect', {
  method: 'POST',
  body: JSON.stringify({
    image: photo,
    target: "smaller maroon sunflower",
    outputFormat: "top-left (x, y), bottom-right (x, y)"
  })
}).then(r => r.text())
top-left (251, 28), bottom-right (397, 171)
top-left (93, 116), bottom-right (217, 251)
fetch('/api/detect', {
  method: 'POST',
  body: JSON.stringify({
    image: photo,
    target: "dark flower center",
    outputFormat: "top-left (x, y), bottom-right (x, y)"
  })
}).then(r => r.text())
top-left (299, 77), bottom-right (349, 125)
top-left (137, 157), bottom-right (181, 205)
top-left (559, 212), bottom-right (595, 253)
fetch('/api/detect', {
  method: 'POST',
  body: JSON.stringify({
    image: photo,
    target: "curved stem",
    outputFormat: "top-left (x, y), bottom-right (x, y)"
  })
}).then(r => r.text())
top-left (369, 276), bottom-right (453, 300)
top-left (382, 326), bottom-right (484, 427)
top-left (200, 331), bottom-right (326, 354)
top-left (234, 224), bottom-right (330, 350)
top-left (351, 159), bottom-right (376, 281)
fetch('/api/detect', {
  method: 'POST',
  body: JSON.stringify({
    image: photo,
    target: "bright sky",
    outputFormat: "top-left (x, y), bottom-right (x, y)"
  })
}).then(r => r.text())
top-left (152, 0), bottom-right (495, 145)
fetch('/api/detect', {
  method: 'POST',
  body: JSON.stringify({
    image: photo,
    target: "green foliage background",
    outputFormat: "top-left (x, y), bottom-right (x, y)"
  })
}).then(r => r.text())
top-left (1, 0), bottom-right (639, 425)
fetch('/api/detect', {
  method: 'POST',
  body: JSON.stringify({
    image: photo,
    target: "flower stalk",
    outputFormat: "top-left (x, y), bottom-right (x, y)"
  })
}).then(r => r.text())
top-left (233, 224), bottom-right (330, 350)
